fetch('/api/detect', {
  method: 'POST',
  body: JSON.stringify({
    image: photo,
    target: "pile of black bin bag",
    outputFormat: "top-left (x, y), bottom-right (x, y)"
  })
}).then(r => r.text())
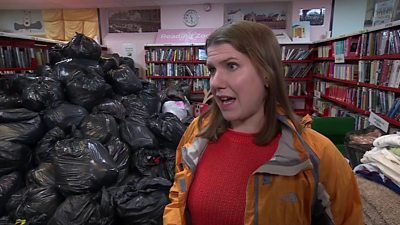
top-left (0, 33), bottom-right (190, 225)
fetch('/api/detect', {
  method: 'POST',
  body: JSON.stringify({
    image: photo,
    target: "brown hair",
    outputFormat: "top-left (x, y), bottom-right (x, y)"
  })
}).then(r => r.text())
top-left (197, 20), bottom-right (302, 145)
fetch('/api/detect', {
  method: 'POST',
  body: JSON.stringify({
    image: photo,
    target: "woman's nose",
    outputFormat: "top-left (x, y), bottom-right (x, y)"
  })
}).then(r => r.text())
top-left (210, 70), bottom-right (226, 89)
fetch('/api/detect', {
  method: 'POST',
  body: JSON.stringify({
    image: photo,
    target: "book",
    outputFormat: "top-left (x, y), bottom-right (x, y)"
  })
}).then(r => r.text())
top-left (198, 48), bottom-right (207, 60)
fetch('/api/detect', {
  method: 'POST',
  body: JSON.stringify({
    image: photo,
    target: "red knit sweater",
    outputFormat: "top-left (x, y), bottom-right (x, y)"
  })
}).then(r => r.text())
top-left (187, 129), bottom-right (281, 225)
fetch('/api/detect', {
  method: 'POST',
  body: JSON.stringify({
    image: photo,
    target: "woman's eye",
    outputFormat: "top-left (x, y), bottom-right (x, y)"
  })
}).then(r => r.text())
top-left (227, 62), bottom-right (238, 71)
top-left (208, 67), bottom-right (216, 76)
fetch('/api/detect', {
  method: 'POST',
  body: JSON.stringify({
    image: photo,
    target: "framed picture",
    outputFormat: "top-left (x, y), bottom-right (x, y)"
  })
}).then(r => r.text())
top-left (299, 8), bottom-right (325, 26)
top-left (0, 10), bottom-right (44, 34)
top-left (108, 8), bottom-right (160, 33)
top-left (225, 2), bottom-right (288, 29)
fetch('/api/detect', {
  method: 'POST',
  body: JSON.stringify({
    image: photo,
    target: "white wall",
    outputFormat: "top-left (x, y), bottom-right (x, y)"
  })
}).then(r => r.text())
top-left (101, 4), bottom-right (225, 77)
top-left (291, 0), bottom-right (332, 41)
top-left (161, 4), bottom-right (224, 29)
top-left (331, 0), bottom-right (367, 37)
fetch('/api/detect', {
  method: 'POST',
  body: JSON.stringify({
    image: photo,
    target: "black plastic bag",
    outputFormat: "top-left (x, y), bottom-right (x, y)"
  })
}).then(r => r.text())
top-left (79, 114), bottom-right (119, 144)
top-left (34, 64), bottom-right (53, 77)
top-left (66, 70), bottom-right (109, 110)
top-left (21, 77), bottom-right (64, 112)
top-left (159, 147), bottom-right (176, 182)
top-left (48, 187), bottom-right (114, 225)
top-left (131, 147), bottom-right (175, 181)
top-left (139, 81), bottom-right (161, 115)
top-left (49, 43), bottom-right (67, 66)
top-left (0, 216), bottom-right (13, 225)
top-left (0, 93), bottom-right (22, 109)
top-left (5, 187), bottom-right (26, 219)
top-left (43, 103), bottom-right (88, 131)
top-left (99, 56), bottom-right (119, 73)
top-left (0, 115), bottom-right (44, 146)
top-left (51, 58), bottom-right (105, 84)
top-left (49, 59), bottom-right (82, 85)
top-left (12, 186), bottom-right (63, 224)
top-left (12, 75), bottom-right (39, 94)
top-left (119, 57), bottom-right (136, 71)
top-left (131, 148), bottom-right (161, 177)
top-left (0, 141), bottom-right (32, 176)
top-left (110, 177), bottom-right (171, 225)
top-left (26, 163), bottom-right (56, 188)
top-left (105, 137), bottom-right (129, 185)
top-left (0, 172), bottom-right (22, 217)
top-left (121, 95), bottom-right (148, 126)
top-left (147, 112), bottom-right (186, 149)
top-left (62, 33), bottom-right (101, 60)
top-left (54, 138), bottom-right (118, 195)
top-left (92, 99), bottom-right (126, 120)
top-left (106, 65), bottom-right (143, 96)
top-left (35, 127), bottom-right (65, 164)
top-left (120, 119), bottom-right (157, 151)
top-left (0, 108), bottom-right (38, 123)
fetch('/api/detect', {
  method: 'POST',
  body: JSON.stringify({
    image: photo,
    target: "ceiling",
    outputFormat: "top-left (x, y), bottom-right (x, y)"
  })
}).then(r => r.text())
top-left (0, 0), bottom-right (290, 9)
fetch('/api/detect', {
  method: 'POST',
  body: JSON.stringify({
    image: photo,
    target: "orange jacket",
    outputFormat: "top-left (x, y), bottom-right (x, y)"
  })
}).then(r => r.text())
top-left (163, 115), bottom-right (364, 225)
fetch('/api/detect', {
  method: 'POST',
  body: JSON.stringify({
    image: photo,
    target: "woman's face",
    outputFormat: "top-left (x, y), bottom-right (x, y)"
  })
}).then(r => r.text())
top-left (207, 43), bottom-right (267, 133)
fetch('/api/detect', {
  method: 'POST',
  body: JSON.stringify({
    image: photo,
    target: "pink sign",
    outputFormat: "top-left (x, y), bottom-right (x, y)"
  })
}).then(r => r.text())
top-left (155, 28), bottom-right (216, 44)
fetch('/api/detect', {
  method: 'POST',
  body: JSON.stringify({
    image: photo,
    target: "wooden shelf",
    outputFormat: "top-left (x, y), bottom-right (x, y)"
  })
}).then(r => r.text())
top-left (285, 77), bottom-right (312, 81)
top-left (313, 74), bottom-right (400, 93)
top-left (282, 59), bottom-right (313, 63)
top-left (0, 67), bottom-right (35, 71)
top-left (319, 94), bottom-right (400, 127)
top-left (145, 60), bottom-right (206, 64)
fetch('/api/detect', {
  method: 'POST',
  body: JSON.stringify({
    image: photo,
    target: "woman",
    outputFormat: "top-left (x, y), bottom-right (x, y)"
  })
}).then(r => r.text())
top-left (163, 20), bottom-right (364, 225)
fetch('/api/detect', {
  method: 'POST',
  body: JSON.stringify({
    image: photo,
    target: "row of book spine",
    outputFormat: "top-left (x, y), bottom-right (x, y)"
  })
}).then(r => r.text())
top-left (318, 27), bottom-right (400, 58)
top-left (146, 63), bottom-right (209, 77)
top-left (287, 82), bottom-right (307, 96)
top-left (145, 47), bottom-right (206, 62)
top-left (313, 98), bottom-right (370, 130)
top-left (314, 60), bottom-right (400, 88)
top-left (0, 46), bottom-right (49, 69)
top-left (359, 28), bottom-right (400, 56)
top-left (149, 78), bottom-right (209, 93)
top-left (281, 47), bottom-right (313, 60)
top-left (284, 64), bottom-right (312, 78)
top-left (192, 79), bottom-right (210, 92)
top-left (315, 80), bottom-right (397, 115)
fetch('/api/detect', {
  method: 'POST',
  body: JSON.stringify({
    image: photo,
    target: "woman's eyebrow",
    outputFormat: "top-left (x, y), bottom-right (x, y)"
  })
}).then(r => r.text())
top-left (207, 57), bottom-right (238, 66)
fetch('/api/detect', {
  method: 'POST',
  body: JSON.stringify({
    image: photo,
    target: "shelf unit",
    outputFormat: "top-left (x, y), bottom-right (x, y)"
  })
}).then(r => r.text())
top-left (281, 43), bottom-right (314, 116)
top-left (312, 21), bottom-right (400, 129)
top-left (144, 43), bottom-right (209, 102)
top-left (0, 32), bottom-right (62, 74)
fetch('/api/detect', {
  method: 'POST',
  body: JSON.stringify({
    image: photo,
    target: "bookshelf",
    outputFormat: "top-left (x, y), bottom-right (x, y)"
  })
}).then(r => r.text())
top-left (312, 21), bottom-right (400, 129)
top-left (0, 32), bottom-right (62, 74)
top-left (281, 43), bottom-right (314, 116)
top-left (144, 43), bottom-right (209, 102)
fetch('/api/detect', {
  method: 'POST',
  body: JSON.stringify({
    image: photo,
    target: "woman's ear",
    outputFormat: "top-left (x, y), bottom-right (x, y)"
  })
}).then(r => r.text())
top-left (263, 75), bottom-right (269, 88)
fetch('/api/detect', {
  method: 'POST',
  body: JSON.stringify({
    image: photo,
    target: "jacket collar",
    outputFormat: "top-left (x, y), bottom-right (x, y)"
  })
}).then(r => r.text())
top-left (182, 115), bottom-right (313, 175)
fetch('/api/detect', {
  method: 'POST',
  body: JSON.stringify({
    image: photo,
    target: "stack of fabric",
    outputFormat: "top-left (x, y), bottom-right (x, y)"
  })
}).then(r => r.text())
top-left (354, 133), bottom-right (400, 194)
top-left (354, 133), bottom-right (400, 225)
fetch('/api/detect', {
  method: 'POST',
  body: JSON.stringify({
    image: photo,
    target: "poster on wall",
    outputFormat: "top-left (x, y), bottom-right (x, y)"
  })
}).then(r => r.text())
top-left (108, 8), bottom-right (161, 33)
top-left (292, 21), bottom-right (311, 42)
top-left (299, 8), bottom-right (325, 26)
top-left (364, 0), bottom-right (397, 28)
top-left (0, 10), bottom-right (44, 34)
top-left (372, 0), bottom-right (395, 26)
top-left (225, 2), bottom-right (288, 29)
